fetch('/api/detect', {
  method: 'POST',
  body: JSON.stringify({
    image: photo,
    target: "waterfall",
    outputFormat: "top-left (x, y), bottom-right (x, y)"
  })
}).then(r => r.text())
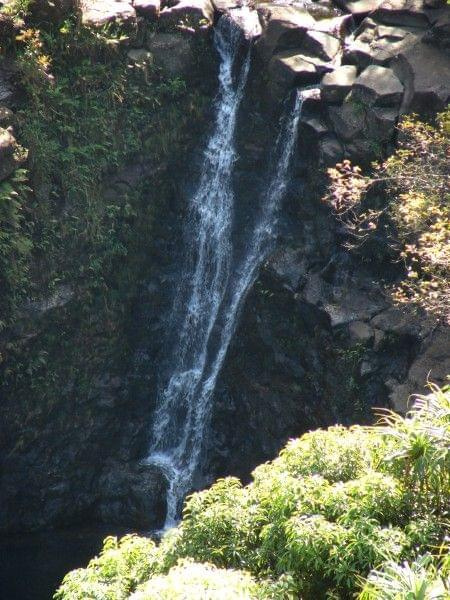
top-left (146, 14), bottom-right (308, 530)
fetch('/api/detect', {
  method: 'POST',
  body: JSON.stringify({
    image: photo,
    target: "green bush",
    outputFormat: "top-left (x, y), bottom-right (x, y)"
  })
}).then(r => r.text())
top-left (130, 560), bottom-right (262, 600)
top-left (55, 384), bottom-right (450, 599)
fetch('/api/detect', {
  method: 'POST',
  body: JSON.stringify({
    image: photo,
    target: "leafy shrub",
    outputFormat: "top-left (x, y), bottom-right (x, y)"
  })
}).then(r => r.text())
top-left (273, 425), bottom-right (382, 483)
top-left (54, 535), bottom-right (158, 600)
top-left (130, 560), bottom-right (262, 600)
top-left (325, 109), bottom-right (449, 322)
top-left (359, 554), bottom-right (450, 600)
top-left (55, 384), bottom-right (450, 600)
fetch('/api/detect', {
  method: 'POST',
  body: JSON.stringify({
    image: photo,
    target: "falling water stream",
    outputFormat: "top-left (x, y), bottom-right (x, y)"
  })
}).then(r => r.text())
top-left (146, 14), bottom-right (309, 529)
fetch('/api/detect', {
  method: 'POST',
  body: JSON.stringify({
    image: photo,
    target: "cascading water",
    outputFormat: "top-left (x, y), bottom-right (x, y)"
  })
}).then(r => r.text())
top-left (146, 14), bottom-right (309, 530)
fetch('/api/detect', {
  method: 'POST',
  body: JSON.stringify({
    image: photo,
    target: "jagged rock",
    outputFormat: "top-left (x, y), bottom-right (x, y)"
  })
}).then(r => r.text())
top-left (226, 6), bottom-right (262, 39)
top-left (268, 247), bottom-right (308, 291)
top-left (301, 114), bottom-right (329, 137)
top-left (315, 14), bottom-right (354, 39)
top-left (133, 0), bottom-right (159, 17)
top-left (365, 106), bottom-right (398, 141)
top-left (256, 6), bottom-right (316, 62)
top-left (373, 328), bottom-right (386, 351)
top-left (159, 0), bottom-right (214, 28)
top-left (328, 98), bottom-right (366, 142)
top-left (303, 272), bottom-right (388, 325)
top-left (318, 133), bottom-right (344, 166)
top-left (344, 20), bottom-right (423, 69)
top-left (353, 65), bottom-right (403, 106)
top-left (392, 40), bottom-right (450, 114)
top-left (321, 65), bottom-right (357, 103)
top-left (349, 320), bottom-right (374, 343)
top-left (211, 0), bottom-right (240, 12)
top-left (301, 29), bottom-right (341, 61)
top-left (145, 32), bottom-right (193, 77)
top-left (372, 0), bottom-right (430, 27)
top-left (269, 51), bottom-right (332, 100)
top-left (370, 307), bottom-right (434, 339)
top-left (386, 379), bottom-right (412, 412)
top-left (424, 9), bottom-right (450, 48)
top-left (0, 127), bottom-right (18, 182)
top-left (333, 0), bottom-right (383, 17)
top-left (407, 327), bottom-right (450, 389)
top-left (80, 0), bottom-right (136, 26)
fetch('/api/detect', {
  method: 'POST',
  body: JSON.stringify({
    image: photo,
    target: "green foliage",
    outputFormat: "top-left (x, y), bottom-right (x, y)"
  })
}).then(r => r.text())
top-left (326, 109), bottom-right (450, 322)
top-left (0, 168), bottom-right (32, 327)
top-left (130, 560), bottom-right (262, 600)
top-left (359, 554), bottom-right (450, 600)
top-left (53, 535), bottom-right (159, 600)
top-left (55, 384), bottom-right (450, 600)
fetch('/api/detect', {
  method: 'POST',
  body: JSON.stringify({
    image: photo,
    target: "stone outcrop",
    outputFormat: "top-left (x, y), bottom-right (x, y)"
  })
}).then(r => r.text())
top-left (352, 65), bottom-right (404, 106)
top-left (321, 65), bottom-right (357, 103)
top-left (392, 41), bottom-right (450, 113)
top-left (80, 0), bottom-right (136, 26)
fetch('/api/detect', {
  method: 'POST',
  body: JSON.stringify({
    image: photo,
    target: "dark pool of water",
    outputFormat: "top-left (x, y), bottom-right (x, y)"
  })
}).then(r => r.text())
top-left (0, 526), bottom-right (132, 600)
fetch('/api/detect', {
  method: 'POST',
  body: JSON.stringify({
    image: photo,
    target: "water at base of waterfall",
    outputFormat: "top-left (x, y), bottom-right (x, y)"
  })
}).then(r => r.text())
top-left (145, 14), bottom-right (310, 530)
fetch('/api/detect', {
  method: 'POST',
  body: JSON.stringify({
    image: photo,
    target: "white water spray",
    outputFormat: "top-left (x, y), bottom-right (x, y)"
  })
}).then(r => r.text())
top-left (146, 15), bottom-right (310, 529)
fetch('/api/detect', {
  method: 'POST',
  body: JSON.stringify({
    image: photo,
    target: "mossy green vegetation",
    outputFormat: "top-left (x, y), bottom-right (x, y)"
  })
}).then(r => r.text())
top-left (0, 12), bottom-right (211, 421)
top-left (55, 383), bottom-right (450, 599)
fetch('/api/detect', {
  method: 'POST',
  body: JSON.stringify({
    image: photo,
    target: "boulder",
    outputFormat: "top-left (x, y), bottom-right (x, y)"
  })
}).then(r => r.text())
top-left (407, 327), bottom-right (450, 389)
top-left (370, 307), bottom-right (434, 339)
top-left (303, 272), bottom-right (387, 326)
top-left (268, 247), bottom-right (308, 291)
top-left (328, 98), bottom-right (366, 142)
top-left (256, 6), bottom-right (316, 62)
top-left (269, 51), bottom-right (332, 100)
top-left (159, 0), bottom-right (214, 28)
top-left (318, 133), bottom-right (344, 166)
top-left (0, 127), bottom-right (18, 182)
top-left (424, 9), bottom-right (450, 48)
top-left (226, 6), bottom-right (262, 39)
top-left (300, 29), bottom-right (341, 61)
top-left (392, 40), bottom-right (450, 114)
top-left (365, 106), bottom-right (398, 141)
top-left (372, 0), bottom-right (430, 28)
top-left (315, 14), bottom-right (354, 39)
top-left (80, 0), bottom-right (136, 26)
top-left (352, 65), bottom-right (404, 106)
top-left (321, 65), bottom-right (357, 103)
top-left (344, 20), bottom-right (423, 69)
top-left (133, 0), bottom-right (159, 17)
top-left (332, 0), bottom-right (383, 17)
top-left (145, 32), bottom-right (193, 77)
top-left (349, 320), bottom-right (374, 343)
